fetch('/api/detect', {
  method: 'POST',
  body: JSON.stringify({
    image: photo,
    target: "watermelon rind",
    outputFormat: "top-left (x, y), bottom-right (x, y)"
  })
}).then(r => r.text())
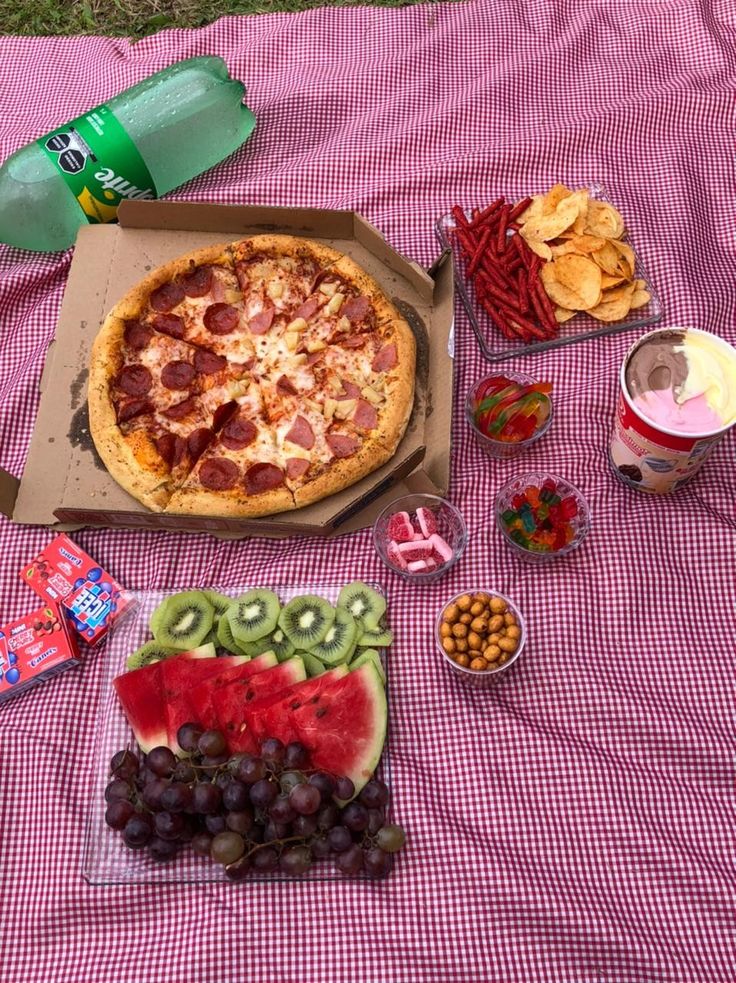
top-left (349, 648), bottom-right (385, 685)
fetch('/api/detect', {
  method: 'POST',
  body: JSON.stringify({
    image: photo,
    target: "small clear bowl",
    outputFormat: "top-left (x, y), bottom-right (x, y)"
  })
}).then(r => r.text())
top-left (495, 471), bottom-right (590, 562)
top-left (373, 494), bottom-right (467, 583)
top-left (435, 589), bottom-right (526, 688)
top-left (465, 371), bottom-right (553, 460)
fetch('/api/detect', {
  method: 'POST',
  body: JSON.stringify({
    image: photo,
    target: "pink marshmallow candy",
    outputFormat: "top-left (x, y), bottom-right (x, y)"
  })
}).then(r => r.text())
top-left (387, 510), bottom-right (414, 543)
top-left (415, 506), bottom-right (438, 538)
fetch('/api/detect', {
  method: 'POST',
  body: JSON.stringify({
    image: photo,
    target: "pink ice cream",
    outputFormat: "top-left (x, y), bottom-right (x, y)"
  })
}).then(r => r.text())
top-left (631, 388), bottom-right (722, 434)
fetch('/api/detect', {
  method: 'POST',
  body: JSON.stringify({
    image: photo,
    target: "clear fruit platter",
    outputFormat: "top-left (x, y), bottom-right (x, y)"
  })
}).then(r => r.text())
top-left (82, 582), bottom-right (393, 884)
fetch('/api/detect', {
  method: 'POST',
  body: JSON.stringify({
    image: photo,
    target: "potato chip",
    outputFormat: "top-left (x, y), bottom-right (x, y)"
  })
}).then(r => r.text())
top-left (540, 262), bottom-right (588, 311)
top-left (610, 239), bottom-right (635, 279)
top-left (522, 196), bottom-right (580, 242)
top-left (587, 282), bottom-right (636, 321)
top-left (600, 273), bottom-right (625, 289)
top-left (551, 254), bottom-right (602, 309)
top-left (542, 184), bottom-right (574, 214)
top-left (554, 306), bottom-right (576, 323)
top-left (630, 289), bottom-right (651, 310)
top-left (570, 234), bottom-right (607, 253)
top-left (523, 237), bottom-right (553, 260)
top-left (584, 201), bottom-right (624, 239)
top-left (517, 195), bottom-right (544, 226)
top-left (591, 241), bottom-right (620, 276)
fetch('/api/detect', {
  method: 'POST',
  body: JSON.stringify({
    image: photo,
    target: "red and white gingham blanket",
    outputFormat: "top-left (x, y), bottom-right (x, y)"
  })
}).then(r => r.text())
top-left (0, 2), bottom-right (734, 980)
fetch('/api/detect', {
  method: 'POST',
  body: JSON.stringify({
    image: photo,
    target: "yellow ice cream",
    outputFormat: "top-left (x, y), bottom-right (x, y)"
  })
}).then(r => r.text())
top-left (675, 331), bottom-right (736, 428)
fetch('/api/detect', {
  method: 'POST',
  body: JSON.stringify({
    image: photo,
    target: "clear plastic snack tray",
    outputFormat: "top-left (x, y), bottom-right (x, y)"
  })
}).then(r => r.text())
top-left (436, 183), bottom-right (663, 361)
top-left (82, 583), bottom-right (389, 885)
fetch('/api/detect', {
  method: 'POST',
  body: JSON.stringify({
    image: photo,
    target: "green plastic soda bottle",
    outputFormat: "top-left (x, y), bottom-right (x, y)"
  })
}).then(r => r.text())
top-left (0, 56), bottom-right (256, 252)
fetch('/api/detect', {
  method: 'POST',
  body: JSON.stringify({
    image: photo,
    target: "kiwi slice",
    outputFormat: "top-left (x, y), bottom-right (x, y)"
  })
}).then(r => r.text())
top-left (302, 652), bottom-right (327, 677)
top-left (268, 628), bottom-right (296, 663)
top-left (227, 589), bottom-right (281, 644)
top-left (237, 636), bottom-right (278, 659)
top-left (126, 641), bottom-right (178, 670)
top-left (217, 615), bottom-right (251, 657)
top-left (337, 582), bottom-right (386, 629)
top-left (202, 590), bottom-right (233, 623)
top-left (308, 607), bottom-right (358, 666)
top-left (357, 626), bottom-right (394, 648)
top-left (278, 595), bottom-right (335, 649)
top-left (350, 648), bottom-right (386, 684)
top-left (149, 598), bottom-right (170, 639)
top-left (153, 591), bottom-right (214, 650)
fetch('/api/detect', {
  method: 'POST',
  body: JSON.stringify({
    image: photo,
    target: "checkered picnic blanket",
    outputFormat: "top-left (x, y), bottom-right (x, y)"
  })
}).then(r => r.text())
top-left (1, 2), bottom-right (734, 980)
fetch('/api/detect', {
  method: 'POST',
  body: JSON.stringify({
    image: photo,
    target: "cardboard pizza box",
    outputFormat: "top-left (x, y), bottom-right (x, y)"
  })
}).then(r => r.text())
top-left (0, 201), bottom-right (454, 538)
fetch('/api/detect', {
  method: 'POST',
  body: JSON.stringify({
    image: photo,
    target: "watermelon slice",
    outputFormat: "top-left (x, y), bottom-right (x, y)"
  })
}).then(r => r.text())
top-left (251, 663), bottom-right (386, 795)
top-left (243, 667), bottom-right (350, 746)
top-left (212, 657), bottom-right (307, 753)
top-left (113, 648), bottom-right (208, 752)
top-left (188, 651), bottom-right (278, 732)
top-left (162, 654), bottom-right (249, 753)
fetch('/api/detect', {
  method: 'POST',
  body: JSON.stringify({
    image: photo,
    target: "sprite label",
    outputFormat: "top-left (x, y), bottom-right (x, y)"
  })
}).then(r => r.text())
top-left (38, 104), bottom-right (157, 224)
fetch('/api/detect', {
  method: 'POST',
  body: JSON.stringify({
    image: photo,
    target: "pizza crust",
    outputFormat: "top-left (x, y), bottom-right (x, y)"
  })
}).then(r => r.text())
top-left (92, 426), bottom-right (172, 511)
top-left (166, 483), bottom-right (295, 518)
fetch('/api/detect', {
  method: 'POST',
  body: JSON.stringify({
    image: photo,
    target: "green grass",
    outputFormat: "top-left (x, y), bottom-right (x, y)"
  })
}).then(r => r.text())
top-left (1, 0), bottom-right (424, 37)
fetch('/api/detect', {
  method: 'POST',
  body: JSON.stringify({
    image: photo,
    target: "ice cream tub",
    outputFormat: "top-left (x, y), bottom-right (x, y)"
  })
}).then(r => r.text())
top-left (610, 327), bottom-right (736, 493)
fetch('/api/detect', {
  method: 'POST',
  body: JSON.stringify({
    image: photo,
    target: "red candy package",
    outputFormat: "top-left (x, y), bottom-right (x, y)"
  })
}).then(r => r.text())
top-left (0, 602), bottom-right (81, 704)
top-left (20, 534), bottom-right (134, 645)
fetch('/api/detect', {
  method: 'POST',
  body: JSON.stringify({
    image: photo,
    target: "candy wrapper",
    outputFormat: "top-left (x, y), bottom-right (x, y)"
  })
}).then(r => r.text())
top-left (0, 602), bottom-right (81, 704)
top-left (20, 534), bottom-right (134, 645)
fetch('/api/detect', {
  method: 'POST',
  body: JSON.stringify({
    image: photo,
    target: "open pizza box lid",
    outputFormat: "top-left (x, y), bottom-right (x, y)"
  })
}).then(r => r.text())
top-left (0, 201), bottom-right (454, 539)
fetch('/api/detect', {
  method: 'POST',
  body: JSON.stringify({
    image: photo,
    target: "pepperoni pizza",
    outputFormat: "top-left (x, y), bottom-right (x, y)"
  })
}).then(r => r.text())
top-left (88, 235), bottom-right (416, 517)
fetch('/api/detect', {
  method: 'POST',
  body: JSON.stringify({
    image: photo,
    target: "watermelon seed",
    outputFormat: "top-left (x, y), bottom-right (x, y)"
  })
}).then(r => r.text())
top-left (290, 701), bottom-right (302, 710)
top-left (309, 696), bottom-right (320, 704)
top-left (315, 707), bottom-right (328, 719)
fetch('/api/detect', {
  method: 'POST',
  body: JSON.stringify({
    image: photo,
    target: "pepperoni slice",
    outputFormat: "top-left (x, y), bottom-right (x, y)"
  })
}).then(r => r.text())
top-left (372, 343), bottom-right (398, 373)
top-left (342, 296), bottom-right (370, 322)
top-left (213, 400), bottom-right (238, 431)
top-left (221, 417), bottom-right (257, 451)
top-left (152, 313), bottom-right (185, 340)
top-left (286, 457), bottom-right (310, 480)
top-left (354, 399), bottom-right (378, 431)
top-left (150, 281), bottom-right (185, 313)
top-left (161, 361), bottom-right (196, 390)
top-left (156, 433), bottom-right (187, 468)
top-left (293, 295), bottom-right (320, 321)
top-left (181, 266), bottom-right (213, 298)
top-left (204, 303), bottom-right (240, 335)
top-left (285, 415), bottom-right (315, 450)
top-left (244, 463), bottom-right (285, 495)
top-left (200, 457), bottom-right (240, 491)
top-left (339, 335), bottom-right (368, 349)
top-left (187, 427), bottom-right (214, 460)
top-left (193, 349), bottom-right (227, 375)
top-left (163, 396), bottom-right (197, 421)
top-left (339, 379), bottom-right (361, 399)
top-left (248, 308), bottom-right (275, 335)
top-left (276, 375), bottom-right (298, 396)
top-left (326, 433), bottom-right (360, 459)
top-left (123, 320), bottom-right (152, 351)
top-left (116, 364), bottom-right (152, 396)
top-left (116, 398), bottom-right (153, 424)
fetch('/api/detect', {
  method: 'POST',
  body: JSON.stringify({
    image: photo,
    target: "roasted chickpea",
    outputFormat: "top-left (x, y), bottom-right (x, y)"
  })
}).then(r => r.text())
top-left (440, 622), bottom-right (452, 638)
top-left (467, 631), bottom-right (483, 650)
top-left (488, 633), bottom-right (501, 645)
top-left (442, 637), bottom-right (456, 654)
top-left (470, 616), bottom-right (487, 633)
top-left (460, 613), bottom-right (473, 625)
top-left (506, 625), bottom-right (521, 640)
top-left (451, 622), bottom-right (468, 639)
top-left (488, 614), bottom-right (504, 633)
top-left (490, 596), bottom-right (506, 614)
top-left (470, 657), bottom-right (487, 672)
top-left (484, 644), bottom-right (501, 662)
top-left (468, 649), bottom-right (482, 660)
top-left (474, 592), bottom-right (492, 605)
top-left (456, 594), bottom-right (473, 612)
top-left (443, 604), bottom-right (459, 622)
top-left (504, 612), bottom-right (517, 627)
top-left (498, 653), bottom-right (509, 664)
top-left (455, 639), bottom-right (468, 653)
top-left (470, 601), bottom-right (485, 617)
top-left (454, 653), bottom-right (470, 668)
top-left (499, 636), bottom-right (518, 653)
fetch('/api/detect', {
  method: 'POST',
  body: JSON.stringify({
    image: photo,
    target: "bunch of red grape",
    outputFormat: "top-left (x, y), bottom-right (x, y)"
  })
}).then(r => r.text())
top-left (104, 724), bottom-right (406, 879)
